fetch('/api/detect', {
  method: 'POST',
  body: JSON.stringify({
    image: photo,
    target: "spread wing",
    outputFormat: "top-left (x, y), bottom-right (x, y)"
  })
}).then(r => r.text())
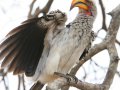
top-left (0, 18), bottom-right (48, 76)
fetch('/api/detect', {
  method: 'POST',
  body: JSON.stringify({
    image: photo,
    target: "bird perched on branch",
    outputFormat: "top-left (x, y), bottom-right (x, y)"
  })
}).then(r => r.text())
top-left (0, 0), bottom-right (97, 88)
top-left (31, 0), bottom-right (97, 84)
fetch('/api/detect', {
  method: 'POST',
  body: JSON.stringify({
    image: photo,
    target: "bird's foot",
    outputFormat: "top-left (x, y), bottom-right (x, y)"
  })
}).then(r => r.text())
top-left (66, 73), bottom-right (78, 84)
top-left (54, 72), bottom-right (78, 84)
top-left (44, 9), bottom-right (64, 21)
top-left (44, 14), bottom-right (55, 21)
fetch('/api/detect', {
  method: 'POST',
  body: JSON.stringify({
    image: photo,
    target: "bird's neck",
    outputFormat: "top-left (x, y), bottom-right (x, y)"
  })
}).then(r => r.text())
top-left (69, 13), bottom-right (94, 34)
top-left (74, 13), bottom-right (94, 24)
top-left (72, 13), bottom-right (95, 29)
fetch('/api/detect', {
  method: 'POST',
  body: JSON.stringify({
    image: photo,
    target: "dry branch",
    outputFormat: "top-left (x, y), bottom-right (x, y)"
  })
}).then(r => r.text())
top-left (22, 75), bottom-right (26, 90)
top-left (116, 39), bottom-right (120, 45)
top-left (33, 0), bottom-right (54, 17)
top-left (28, 0), bottom-right (54, 18)
top-left (28, 0), bottom-right (37, 18)
top-left (99, 0), bottom-right (107, 30)
top-left (116, 71), bottom-right (120, 77)
top-left (98, 0), bottom-right (120, 46)
top-left (102, 5), bottom-right (120, 89)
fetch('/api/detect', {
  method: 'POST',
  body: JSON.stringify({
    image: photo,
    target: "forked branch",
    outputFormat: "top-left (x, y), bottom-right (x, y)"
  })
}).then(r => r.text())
top-left (28, 0), bottom-right (54, 18)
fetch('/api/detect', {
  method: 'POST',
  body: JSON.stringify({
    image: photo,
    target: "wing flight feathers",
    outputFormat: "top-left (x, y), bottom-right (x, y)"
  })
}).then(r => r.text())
top-left (0, 18), bottom-right (48, 76)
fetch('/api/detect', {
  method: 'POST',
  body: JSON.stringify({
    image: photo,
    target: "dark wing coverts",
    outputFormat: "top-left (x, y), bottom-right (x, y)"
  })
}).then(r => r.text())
top-left (0, 18), bottom-right (47, 76)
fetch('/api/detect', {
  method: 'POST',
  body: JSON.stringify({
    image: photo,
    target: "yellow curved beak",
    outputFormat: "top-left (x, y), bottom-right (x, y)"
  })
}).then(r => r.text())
top-left (70, 0), bottom-right (89, 11)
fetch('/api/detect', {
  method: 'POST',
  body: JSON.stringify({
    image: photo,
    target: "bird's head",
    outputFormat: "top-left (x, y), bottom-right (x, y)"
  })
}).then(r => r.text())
top-left (70, 0), bottom-right (97, 16)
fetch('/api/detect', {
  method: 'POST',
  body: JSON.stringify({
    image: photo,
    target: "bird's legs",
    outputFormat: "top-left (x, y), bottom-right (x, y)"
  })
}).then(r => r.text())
top-left (54, 72), bottom-right (78, 84)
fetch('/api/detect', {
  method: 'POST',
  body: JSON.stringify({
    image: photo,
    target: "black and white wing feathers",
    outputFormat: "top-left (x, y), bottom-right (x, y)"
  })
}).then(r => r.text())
top-left (0, 18), bottom-right (48, 76)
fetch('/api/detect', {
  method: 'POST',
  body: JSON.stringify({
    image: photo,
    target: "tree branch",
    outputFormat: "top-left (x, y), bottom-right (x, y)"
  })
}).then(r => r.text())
top-left (116, 71), bottom-right (120, 77)
top-left (3, 76), bottom-right (9, 90)
top-left (102, 5), bottom-right (120, 89)
top-left (33, 0), bottom-right (54, 17)
top-left (98, 0), bottom-right (120, 47)
top-left (99, 0), bottom-right (107, 30)
top-left (116, 39), bottom-right (120, 45)
top-left (28, 0), bottom-right (37, 18)
top-left (28, 0), bottom-right (54, 18)
top-left (18, 75), bottom-right (21, 90)
top-left (22, 75), bottom-right (26, 90)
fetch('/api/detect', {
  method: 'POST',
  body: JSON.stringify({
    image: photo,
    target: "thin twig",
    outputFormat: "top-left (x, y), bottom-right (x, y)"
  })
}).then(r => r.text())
top-left (99, 0), bottom-right (107, 30)
top-left (18, 75), bottom-right (21, 90)
top-left (33, 0), bottom-right (54, 17)
top-left (116, 71), bottom-right (120, 77)
top-left (28, 0), bottom-right (54, 18)
top-left (28, 0), bottom-right (37, 18)
top-left (22, 75), bottom-right (26, 90)
top-left (116, 39), bottom-right (120, 45)
top-left (3, 76), bottom-right (9, 90)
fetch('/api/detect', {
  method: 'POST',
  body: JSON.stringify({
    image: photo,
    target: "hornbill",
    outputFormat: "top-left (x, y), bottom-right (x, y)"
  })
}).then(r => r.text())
top-left (0, 0), bottom-right (97, 88)
top-left (32, 0), bottom-right (97, 84)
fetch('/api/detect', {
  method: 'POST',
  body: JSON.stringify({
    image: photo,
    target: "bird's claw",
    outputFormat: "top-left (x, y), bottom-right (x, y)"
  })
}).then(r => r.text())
top-left (44, 14), bottom-right (55, 21)
top-left (66, 73), bottom-right (78, 84)
top-left (54, 72), bottom-right (78, 84)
